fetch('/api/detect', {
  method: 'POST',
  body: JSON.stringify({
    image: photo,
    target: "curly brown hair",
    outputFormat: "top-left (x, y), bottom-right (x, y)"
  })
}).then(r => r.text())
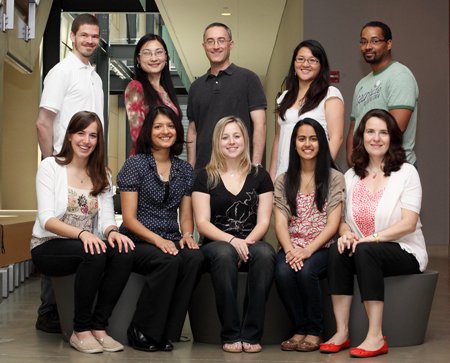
top-left (352, 109), bottom-right (406, 178)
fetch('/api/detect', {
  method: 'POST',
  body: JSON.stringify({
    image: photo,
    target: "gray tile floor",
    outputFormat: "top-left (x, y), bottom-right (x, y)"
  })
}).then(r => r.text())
top-left (0, 257), bottom-right (448, 363)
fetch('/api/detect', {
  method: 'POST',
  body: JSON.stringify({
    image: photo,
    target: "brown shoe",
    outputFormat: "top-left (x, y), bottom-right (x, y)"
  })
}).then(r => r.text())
top-left (297, 337), bottom-right (322, 352)
top-left (281, 337), bottom-right (304, 351)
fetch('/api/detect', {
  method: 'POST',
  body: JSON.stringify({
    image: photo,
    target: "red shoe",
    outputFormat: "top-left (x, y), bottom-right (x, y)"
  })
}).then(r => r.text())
top-left (349, 340), bottom-right (388, 358)
top-left (319, 339), bottom-right (350, 353)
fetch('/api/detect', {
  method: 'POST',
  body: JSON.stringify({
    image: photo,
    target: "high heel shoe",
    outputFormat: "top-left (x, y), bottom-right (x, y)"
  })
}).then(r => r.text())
top-left (127, 324), bottom-right (159, 352)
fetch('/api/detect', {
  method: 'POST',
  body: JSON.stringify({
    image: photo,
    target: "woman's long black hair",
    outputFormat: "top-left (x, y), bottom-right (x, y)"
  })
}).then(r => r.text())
top-left (278, 40), bottom-right (330, 120)
top-left (285, 118), bottom-right (337, 215)
top-left (134, 33), bottom-right (181, 118)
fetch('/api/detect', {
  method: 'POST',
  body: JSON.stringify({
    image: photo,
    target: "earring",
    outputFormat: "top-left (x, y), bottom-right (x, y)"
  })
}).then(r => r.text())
top-left (137, 63), bottom-right (141, 69)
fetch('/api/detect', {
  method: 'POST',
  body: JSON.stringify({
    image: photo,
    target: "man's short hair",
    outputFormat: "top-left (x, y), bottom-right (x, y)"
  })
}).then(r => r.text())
top-left (203, 22), bottom-right (232, 40)
top-left (71, 13), bottom-right (100, 34)
top-left (361, 21), bottom-right (392, 41)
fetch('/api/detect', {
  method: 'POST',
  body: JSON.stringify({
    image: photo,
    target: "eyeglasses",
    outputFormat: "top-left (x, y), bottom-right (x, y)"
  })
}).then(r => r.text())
top-left (294, 56), bottom-right (320, 65)
top-left (139, 49), bottom-right (166, 58)
top-left (204, 38), bottom-right (231, 47)
top-left (359, 38), bottom-right (387, 46)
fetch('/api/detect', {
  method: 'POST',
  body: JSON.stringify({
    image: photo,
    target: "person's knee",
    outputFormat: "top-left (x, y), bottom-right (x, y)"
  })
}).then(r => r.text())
top-left (251, 241), bottom-right (276, 263)
top-left (203, 242), bottom-right (237, 265)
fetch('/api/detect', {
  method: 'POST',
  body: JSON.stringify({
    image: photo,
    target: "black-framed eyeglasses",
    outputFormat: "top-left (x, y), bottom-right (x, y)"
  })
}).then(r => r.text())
top-left (359, 38), bottom-right (387, 46)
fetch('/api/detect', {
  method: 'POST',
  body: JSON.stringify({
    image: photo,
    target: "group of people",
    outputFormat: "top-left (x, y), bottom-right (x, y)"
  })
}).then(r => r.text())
top-left (30, 13), bottom-right (427, 359)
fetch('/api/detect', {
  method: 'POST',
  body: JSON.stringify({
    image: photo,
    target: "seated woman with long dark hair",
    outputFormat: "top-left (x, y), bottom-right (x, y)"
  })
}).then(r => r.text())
top-left (31, 111), bottom-right (134, 354)
top-left (320, 109), bottom-right (428, 358)
top-left (192, 116), bottom-right (275, 354)
top-left (117, 105), bottom-right (204, 353)
top-left (274, 118), bottom-right (344, 352)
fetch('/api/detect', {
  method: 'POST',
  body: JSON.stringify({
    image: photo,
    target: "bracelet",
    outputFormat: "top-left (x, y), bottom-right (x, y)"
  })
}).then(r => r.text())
top-left (229, 236), bottom-right (236, 243)
top-left (106, 228), bottom-right (119, 238)
top-left (182, 232), bottom-right (194, 238)
top-left (77, 229), bottom-right (88, 239)
top-left (373, 232), bottom-right (380, 243)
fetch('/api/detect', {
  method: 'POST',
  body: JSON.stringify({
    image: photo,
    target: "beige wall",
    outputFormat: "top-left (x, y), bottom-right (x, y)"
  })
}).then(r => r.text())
top-left (263, 0), bottom-right (303, 245)
top-left (303, 0), bottom-right (449, 246)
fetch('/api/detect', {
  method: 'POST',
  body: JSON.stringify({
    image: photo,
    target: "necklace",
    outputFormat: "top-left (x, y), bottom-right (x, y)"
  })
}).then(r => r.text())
top-left (301, 173), bottom-right (315, 192)
top-left (367, 165), bottom-right (383, 179)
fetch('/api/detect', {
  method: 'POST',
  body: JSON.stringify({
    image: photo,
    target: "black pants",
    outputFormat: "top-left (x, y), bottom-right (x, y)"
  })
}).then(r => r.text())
top-left (328, 242), bottom-right (420, 301)
top-left (31, 238), bottom-right (133, 332)
top-left (131, 241), bottom-right (204, 342)
top-left (202, 241), bottom-right (275, 344)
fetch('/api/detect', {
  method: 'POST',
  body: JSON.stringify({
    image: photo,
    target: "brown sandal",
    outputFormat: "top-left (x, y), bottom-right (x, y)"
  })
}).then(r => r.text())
top-left (297, 338), bottom-right (322, 352)
top-left (281, 337), bottom-right (304, 351)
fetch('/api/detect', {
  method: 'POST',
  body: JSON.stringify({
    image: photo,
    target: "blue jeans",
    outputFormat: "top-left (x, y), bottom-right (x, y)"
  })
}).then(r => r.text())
top-left (202, 241), bottom-right (275, 343)
top-left (274, 248), bottom-right (328, 336)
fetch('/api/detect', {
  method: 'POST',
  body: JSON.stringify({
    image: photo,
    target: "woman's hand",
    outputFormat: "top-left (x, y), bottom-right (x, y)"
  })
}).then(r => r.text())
top-left (285, 246), bottom-right (311, 271)
top-left (230, 238), bottom-right (255, 262)
top-left (337, 231), bottom-right (359, 255)
top-left (179, 235), bottom-right (199, 249)
top-left (79, 231), bottom-right (107, 255)
top-left (155, 238), bottom-right (179, 255)
top-left (107, 231), bottom-right (135, 253)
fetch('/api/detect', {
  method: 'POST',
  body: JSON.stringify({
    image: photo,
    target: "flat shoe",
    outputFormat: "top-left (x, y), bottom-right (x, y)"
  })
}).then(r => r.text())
top-left (320, 339), bottom-right (350, 353)
top-left (70, 333), bottom-right (103, 354)
top-left (297, 338), bottom-right (321, 352)
top-left (281, 337), bottom-right (303, 351)
top-left (95, 335), bottom-right (124, 352)
top-left (350, 340), bottom-right (388, 358)
top-left (222, 341), bottom-right (242, 353)
top-left (242, 342), bottom-right (262, 353)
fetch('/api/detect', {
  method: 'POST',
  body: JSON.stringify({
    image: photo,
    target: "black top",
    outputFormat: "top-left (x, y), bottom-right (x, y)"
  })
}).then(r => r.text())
top-left (117, 154), bottom-right (194, 242)
top-left (193, 166), bottom-right (273, 244)
top-left (187, 63), bottom-right (267, 169)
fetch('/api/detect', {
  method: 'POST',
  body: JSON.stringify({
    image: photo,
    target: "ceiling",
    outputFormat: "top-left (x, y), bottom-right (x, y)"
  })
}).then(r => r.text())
top-left (58, 0), bottom-right (288, 84)
top-left (155, 0), bottom-right (287, 82)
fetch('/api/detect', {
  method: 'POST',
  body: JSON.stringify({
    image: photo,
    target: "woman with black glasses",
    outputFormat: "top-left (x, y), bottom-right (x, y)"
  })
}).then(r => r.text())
top-left (117, 105), bottom-right (204, 353)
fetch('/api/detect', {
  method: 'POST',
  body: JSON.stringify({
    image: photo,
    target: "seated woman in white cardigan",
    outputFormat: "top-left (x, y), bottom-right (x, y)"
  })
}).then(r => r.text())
top-left (31, 111), bottom-right (134, 354)
top-left (320, 109), bottom-right (427, 358)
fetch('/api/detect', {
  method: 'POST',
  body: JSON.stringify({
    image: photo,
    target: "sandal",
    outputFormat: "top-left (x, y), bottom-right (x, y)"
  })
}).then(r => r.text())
top-left (242, 342), bottom-right (262, 353)
top-left (297, 337), bottom-right (322, 352)
top-left (222, 341), bottom-right (242, 353)
top-left (281, 336), bottom-right (304, 351)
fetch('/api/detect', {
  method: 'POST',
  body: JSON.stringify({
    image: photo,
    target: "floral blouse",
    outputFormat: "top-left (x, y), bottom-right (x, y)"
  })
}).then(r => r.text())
top-left (30, 186), bottom-right (98, 249)
top-left (125, 80), bottom-right (179, 155)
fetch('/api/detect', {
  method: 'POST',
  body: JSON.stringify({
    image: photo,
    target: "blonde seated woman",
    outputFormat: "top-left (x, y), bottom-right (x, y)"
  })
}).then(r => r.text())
top-left (192, 116), bottom-right (276, 354)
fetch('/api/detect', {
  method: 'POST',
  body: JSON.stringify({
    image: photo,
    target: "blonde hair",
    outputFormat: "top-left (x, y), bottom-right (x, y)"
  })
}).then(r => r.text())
top-left (206, 116), bottom-right (252, 188)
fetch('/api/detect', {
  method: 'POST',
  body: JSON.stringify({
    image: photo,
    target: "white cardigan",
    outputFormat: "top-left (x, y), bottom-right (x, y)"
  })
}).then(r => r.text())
top-left (31, 157), bottom-right (116, 244)
top-left (344, 163), bottom-right (428, 272)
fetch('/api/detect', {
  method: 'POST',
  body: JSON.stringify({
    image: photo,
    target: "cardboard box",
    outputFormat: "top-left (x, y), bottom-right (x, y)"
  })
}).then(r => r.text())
top-left (0, 211), bottom-right (36, 267)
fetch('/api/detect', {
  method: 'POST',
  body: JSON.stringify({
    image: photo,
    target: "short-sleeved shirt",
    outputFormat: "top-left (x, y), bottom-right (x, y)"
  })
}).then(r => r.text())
top-left (275, 86), bottom-right (344, 178)
top-left (187, 63), bottom-right (267, 169)
top-left (40, 52), bottom-right (104, 154)
top-left (117, 154), bottom-right (194, 241)
top-left (193, 166), bottom-right (273, 244)
top-left (351, 61), bottom-right (419, 164)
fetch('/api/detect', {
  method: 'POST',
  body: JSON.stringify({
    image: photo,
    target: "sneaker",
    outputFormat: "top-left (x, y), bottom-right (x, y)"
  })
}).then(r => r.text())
top-left (35, 310), bottom-right (62, 334)
top-left (94, 335), bottom-right (124, 352)
top-left (70, 333), bottom-right (103, 354)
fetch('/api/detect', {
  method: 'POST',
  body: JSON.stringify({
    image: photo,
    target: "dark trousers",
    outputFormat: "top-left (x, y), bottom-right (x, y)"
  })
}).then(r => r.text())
top-left (131, 241), bottom-right (204, 342)
top-left (275, 248), bottom-right (328, 336)
top-left (328, 242), bottom-right (420, 301)
top-left (31, 238), bottom-right (133, 332)
top-left (202, 241), bottom-right (275, 344)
